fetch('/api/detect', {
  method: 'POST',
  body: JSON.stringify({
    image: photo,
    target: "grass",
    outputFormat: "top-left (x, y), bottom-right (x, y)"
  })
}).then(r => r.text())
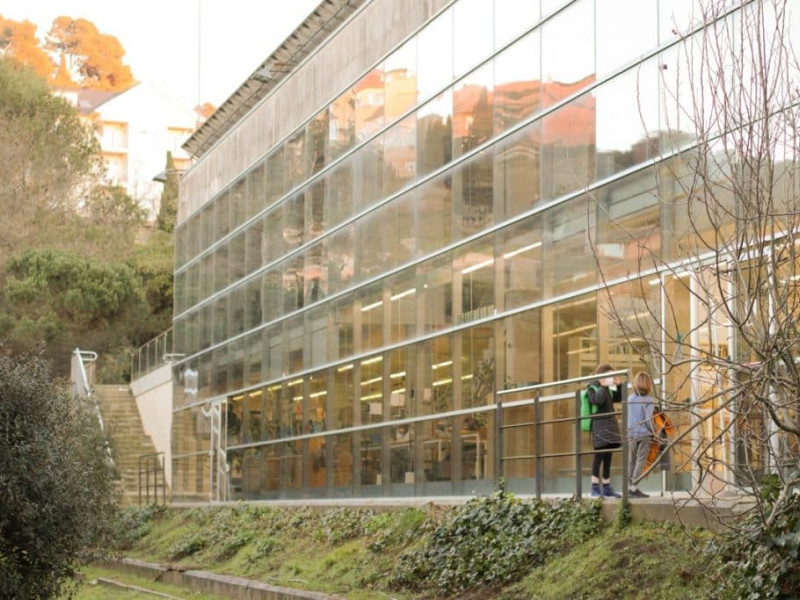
top-left (96, 500), bottom-right (720, 599)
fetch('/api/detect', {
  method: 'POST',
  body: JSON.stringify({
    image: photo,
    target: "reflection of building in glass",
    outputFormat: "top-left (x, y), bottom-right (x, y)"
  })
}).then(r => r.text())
top-left (169, 0), bottom-right (787, 501)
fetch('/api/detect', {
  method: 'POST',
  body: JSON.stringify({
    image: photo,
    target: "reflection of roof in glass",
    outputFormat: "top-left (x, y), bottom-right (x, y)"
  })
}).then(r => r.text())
top-left (183, 0), bottom-right (367, 159)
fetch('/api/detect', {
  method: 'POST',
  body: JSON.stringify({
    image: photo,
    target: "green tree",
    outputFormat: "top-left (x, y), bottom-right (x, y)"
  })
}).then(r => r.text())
top-left (0, 56), bottom-right (102, 263)
top-left (155, 151), bottom-right (178, 234)
top-left (0, 248), bottom-right (149, 374)
top-left (0, 351), bottom-right (117, 599)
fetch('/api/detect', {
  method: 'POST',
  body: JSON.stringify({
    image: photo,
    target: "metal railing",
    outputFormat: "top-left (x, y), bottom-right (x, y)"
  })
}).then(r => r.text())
top-left (496, 369), bottom-right (630, 502)
top-left (131, 329), bottom-right (176, 381)
top-left (70, 348), bottom-right (114, 464)
top-left (138, 452), bottom-right (167, 506)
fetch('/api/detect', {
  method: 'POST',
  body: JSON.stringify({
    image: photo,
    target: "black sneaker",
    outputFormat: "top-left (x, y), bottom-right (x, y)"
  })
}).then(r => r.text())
top-left (629, 488), bottom-right (650, 498)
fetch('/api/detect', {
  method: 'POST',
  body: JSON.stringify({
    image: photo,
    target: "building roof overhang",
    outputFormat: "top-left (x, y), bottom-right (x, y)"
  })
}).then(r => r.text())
top-left (182, 0), bottom-right (366, 159)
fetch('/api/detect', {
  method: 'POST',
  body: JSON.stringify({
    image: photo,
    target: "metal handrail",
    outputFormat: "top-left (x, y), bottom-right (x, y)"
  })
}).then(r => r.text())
top-left (138, 452), bottom-right (166, 506)
top-left (71, 348), bottom-right (114, 464)
top-left (495, 370), bottom-right (630, 502)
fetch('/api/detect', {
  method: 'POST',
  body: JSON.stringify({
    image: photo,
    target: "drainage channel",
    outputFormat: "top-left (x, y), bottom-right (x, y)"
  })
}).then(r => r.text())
top-left (98, 558), bottom-right (344, 600)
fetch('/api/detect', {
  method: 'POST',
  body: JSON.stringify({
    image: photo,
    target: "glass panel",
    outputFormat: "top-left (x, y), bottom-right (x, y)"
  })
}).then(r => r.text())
top-left (456, 239), bottom-right (495, 323)
top-left (287, 316), bottom-right (304, 375)
top-left (285, 131), bottom-right (306, 190)
top-left (503, 310), bottom-right (542, 388)
top-left (595, 60), bottom-right (659, 180)
top-left (245, 219), bottom-right (263, 276)
top-left (212, 191), bottom-right (231, 243)
top-left (307, 109), bottom-right (329, 176)
top-left (384, 115), bottom-right (416, 197)
top-left (354, 66), bottom-right (385, 142)
top-left (457, 414), bottom-right (489, 486)
top-left (540, 97), bottom-right (596, 201)
top-left (325, 159), bottom-right (353, 230)
top-left (245, 330), bottom-right (262, 386)
top-left (416, 91), bottom-right (453, 176)
top-left (495, 398), bottom-right (536, 492)
top-left (230, 179), bottom-right (246, 230)
top-left (359, 355), bottom-right (384, 488)
top-left (416, 174), bottom-right (452, 256)
top-left (384, 37), bottom-right (417, 121)
top-left (327, 224), bottom-right (354, 295)
top-left (417, 7), bottom-right (453, 102)
top-left (333, 362), bottom-right (355, 429)
top-left (494, 29), bottom-right (540, 136)
top-left (541, 1), bottom-right (595, 109)
top-left (263, 206), bottom-right (284, 265)
top-left (421, 416), bottom-right (452, 493)
top-left (283, 193), bottom-right (304, 250)
top-left (212, 296), bottom-right (227, 344)
top-left (388, 273), bottom-right (417, 345)
top-left (460, 323), bottom-right (495, 408)
top-left (214, 244), bottom-right (228, 293)
top-left (332, 433), bottom-right (354, 493)
top-left (544, 195), bottom-right (596, 296)
top-left (354, 134), bottom-right (385, 211)
top-left (495, 0), bottom-right (540, 49)
top-left (304, 240), bottom-right (327, 305)
top-left (359, 284), bottom-right (384, 353)
top-left (500, 216), bottom-right (543, 310)
top-left (544, 293), bottom-right (597, 383)
top-left (280, 440), bottom-right (303, 497)
top-left (229, 338), bottom-right (245, 391)
top-left (594, 167), bottom-right (660, 280)
top-left (283, 256), bottom-right (304, 314)
top-left (453, 0), bottom-right (493, 79)
top-left (453, 63), bottom-right (494, 160)
top-left (332, 293), bottom-right (354, 361)
top-left (265, 147), bottom-right (285, 208)
top-left (308, 372), bottom-right (328, 493)
top-left (329, 88), bottom-right (356, 162)
top-left (229, 231), bottom-right (246, 283)
top-left (596, 0), bottom-right (657, 78)
top-left (266, 325), bottom-right (284, 380)
top-left (355, 208), bottom-right (388, 281)
top-left (305, 179), bottom-right (326, 242)
top-left (260, 269), bottom-right (282, 324)
top-left (453, 146), bottom-right (495, 240)
top-left (307, 305), bottom-right (328, 368)
top-left (228, 286), bottom-right (245, 337)
top-left (421, 251), bottom-right (453, 333)
top-left (246, 162), bottom-right (266, 220)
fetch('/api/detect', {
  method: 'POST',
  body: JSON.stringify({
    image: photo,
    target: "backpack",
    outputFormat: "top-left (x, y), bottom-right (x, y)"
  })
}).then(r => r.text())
top-left (580, 383), bottom-right (599, 432)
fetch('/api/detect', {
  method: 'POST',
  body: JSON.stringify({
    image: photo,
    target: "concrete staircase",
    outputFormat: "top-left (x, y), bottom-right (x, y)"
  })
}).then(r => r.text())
top-left (94, 384), bottom-right (161, 506)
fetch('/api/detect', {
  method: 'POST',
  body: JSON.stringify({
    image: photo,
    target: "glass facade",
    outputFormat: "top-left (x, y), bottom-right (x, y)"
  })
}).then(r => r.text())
top-left (170, 0), bottom-right (772, 501)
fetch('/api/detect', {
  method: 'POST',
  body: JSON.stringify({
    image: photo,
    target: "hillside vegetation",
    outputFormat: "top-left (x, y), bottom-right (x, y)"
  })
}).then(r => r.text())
top-left (102, 492), bottom-right (724, 599)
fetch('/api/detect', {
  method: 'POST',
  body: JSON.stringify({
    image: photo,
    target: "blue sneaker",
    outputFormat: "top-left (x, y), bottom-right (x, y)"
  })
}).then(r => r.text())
top-left (590, 483), bottom-right (601, 497)
top-left (602, 484), bottom-right (621, 498)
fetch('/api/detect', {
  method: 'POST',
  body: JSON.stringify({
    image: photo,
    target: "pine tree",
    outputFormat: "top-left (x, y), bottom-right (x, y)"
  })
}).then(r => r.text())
top-left (155, 151), bottom-right (178, 234)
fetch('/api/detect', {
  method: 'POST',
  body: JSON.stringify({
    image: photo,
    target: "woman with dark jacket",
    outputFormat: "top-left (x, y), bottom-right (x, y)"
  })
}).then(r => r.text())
top-left (587, 364), bottom-right (623, 498)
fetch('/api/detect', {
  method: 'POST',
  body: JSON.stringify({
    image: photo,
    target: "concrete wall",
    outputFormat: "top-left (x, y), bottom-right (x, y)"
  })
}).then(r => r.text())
top-left (179, 0), bottom-right (450, 222)
top-left (130, 364), bottom-right (173, 484)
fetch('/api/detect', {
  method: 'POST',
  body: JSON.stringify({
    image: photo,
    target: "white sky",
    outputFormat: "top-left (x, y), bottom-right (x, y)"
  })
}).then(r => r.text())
top-left (0, 0), bottom-right (321, 108)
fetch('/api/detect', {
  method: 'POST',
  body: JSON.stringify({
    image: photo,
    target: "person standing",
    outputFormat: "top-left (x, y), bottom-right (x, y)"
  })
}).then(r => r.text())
top-left (627, 371), bottom-right (657, 498)
top-left (588, 364), bottom-right (623, 498)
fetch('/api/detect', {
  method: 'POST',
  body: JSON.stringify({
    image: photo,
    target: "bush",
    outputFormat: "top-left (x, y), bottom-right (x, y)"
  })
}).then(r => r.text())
top-left (0, 352), bottom-right (118, 599)
top-left (711, 493), bottom-right (800, 599)
top-left (392, 490), bottom-right (603, 595)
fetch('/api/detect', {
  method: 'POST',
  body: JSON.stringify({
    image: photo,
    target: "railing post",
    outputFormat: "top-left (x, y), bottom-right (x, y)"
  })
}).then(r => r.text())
top-left (495, 398), bottom-right (503, 485)
top-left (138, 457), bottom-right (142, 506)
top-left (575, 389), bottom-right (582, 499)
top-left (621, 377), bottom-right (629, 504)
top-left (534, 393), bottom-right (542, 500)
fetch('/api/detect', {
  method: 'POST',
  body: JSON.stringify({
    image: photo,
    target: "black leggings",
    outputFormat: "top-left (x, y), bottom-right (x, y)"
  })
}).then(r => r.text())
top-left (592, 451), bottom-right (613, 479)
